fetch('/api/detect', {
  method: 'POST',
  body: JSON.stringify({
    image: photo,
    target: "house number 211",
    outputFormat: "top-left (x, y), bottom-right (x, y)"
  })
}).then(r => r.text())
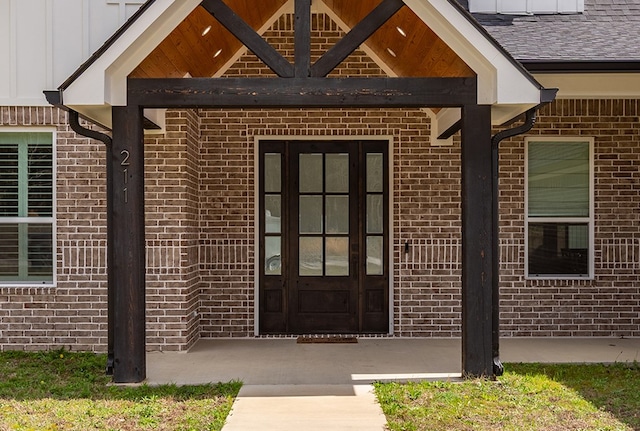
top-left (120, 149), bottom-right (130, 203)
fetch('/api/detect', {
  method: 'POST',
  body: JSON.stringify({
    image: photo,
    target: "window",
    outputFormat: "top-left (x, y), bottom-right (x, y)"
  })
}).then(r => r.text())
top-left (469, 0), bottom-right (584, 14)
top-left (0, 131), bottom-right (55, 284)
top-left (525, 138), bottom-right (593, 278)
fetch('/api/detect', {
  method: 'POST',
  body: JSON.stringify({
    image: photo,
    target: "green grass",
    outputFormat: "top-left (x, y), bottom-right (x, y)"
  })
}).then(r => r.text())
top-left (0, 349), bottom-right (241, 431)
top-left (375, 363), bottom-right (640, 431)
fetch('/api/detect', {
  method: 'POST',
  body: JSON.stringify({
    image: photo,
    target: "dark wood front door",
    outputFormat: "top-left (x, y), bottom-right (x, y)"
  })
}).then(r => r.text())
top-left (259, 140), bottom-right (388, 334)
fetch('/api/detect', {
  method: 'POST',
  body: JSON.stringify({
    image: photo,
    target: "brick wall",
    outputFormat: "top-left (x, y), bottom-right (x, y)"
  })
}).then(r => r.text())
top-left (0, 107), bottom-right (109, 351)
top-left (144, 109), bottom-right (201, 351)
top-left (2, 14), bottom-right (639, 352)
top-left (499, 100), bottom-right (640, 337)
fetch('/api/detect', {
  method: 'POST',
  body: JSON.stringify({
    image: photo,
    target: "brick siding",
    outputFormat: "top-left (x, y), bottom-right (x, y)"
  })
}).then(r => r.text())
top-left (499, 100), bottom-right (640, 337)
top-left (1, 15), bottom-right (639, 352)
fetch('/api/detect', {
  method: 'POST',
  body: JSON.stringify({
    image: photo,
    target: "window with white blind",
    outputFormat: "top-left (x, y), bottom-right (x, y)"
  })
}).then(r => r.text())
top-left (0, 131), bottom-right (55, 284)
top-left (525, 138), bottom-right (593, 278)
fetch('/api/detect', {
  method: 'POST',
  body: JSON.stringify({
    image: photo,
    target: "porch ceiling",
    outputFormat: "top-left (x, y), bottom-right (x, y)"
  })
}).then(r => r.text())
top-left (322, 0), bottom-right (473, 78)
top-left (131, 1), bottom-right (289, 78)
top-left (51, 0), bottom-right (549, 133)
top-left (129, 0), bottom-right (475, 80)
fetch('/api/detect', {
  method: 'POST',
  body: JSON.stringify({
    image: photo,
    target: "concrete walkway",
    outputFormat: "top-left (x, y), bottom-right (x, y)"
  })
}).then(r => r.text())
top-left (146, 337), bottom-right (640, 430)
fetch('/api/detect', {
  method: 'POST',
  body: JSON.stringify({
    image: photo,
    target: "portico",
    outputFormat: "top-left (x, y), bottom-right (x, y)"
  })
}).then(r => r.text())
top-left (46, 0), bottom-right (554, 383)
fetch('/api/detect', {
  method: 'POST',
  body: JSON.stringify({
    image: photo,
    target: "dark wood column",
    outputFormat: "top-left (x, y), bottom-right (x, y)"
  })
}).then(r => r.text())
top-left (460, 104), bottom-right (494, 378)
top-left (111, 105), bottom-right (146, 383)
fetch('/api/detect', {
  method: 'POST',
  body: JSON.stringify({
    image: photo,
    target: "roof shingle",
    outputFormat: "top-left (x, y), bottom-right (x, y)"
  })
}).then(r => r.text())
top-left (471, 0), bottom-right (640, 61)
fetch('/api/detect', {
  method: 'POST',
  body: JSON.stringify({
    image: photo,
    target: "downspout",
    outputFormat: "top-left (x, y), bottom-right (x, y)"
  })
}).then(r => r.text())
top-left (44, 90), bottom-right (116, 374)
top-left (68, 110), bottom-right (116, 376)
top-left (491, 88), bottom-right (557, 376)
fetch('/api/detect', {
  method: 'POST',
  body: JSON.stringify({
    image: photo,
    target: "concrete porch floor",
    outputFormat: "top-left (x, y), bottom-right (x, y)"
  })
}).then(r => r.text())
top-left (146, 337), bottom-right (640, 386)
top-left (145, 337), bottom-right (640, 431)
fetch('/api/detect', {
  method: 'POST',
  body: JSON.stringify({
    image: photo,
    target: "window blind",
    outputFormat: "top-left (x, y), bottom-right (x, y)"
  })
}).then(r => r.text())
top-left (528, 142), bottom-right (589, 217)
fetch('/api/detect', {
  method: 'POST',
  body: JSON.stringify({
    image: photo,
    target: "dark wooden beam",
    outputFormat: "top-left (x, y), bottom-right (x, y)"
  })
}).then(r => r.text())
top-left (201, 0), bottom-right (294, 78)
top-left (311, 0), bottom-right (405, 77)
top-left (295, 0), bottom-right (311, 77)
top-left (111, 105), bottom-right (146, 383)
top-left (460, 104), bottom-right (494, 378)
top-left (128, 77), bottom-right (476, 108)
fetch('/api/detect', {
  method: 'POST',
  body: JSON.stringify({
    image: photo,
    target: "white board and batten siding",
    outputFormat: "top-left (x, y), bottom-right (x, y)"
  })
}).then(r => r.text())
top-left (470, 0), bottom-right (584, 14)
top-left (0, 0), bottom-right (144, 106)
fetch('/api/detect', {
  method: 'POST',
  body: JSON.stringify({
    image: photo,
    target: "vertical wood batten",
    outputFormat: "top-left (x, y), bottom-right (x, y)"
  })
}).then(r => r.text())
top-left (461, 104), bottom-right (494, 378)
top-left (111, 104), bottom-right (146, 383)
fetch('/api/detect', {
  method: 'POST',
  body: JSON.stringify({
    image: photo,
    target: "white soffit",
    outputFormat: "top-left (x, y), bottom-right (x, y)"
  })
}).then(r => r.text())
top-left (534, 73), bottom-right (640, 99)
top-left (403, 0), bottom-right (542, 107)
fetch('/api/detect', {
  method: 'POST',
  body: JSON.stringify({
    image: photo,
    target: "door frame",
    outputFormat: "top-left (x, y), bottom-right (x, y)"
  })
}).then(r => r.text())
top-left (253, 135), bottom-right (395, 336)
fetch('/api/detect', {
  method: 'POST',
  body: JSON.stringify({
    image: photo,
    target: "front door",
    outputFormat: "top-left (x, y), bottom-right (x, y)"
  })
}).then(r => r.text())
top-left (259, 140), bottom-right (388, 334)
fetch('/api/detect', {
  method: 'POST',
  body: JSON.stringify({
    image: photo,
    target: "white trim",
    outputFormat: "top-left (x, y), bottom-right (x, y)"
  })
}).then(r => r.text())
top-left (387, 137), bottom-right (394, 335)
top-left (0, 217), bottom-right (55, 224)
top-left (524, 136), bottom-right (595, 280)
top-left (253, 135), bottom-right (260, 337)
top-left (425, 108), bottom-right (459, 146)
top-left (51, 128), bottom-right (57, 288)
top-left (534, 73), bottom-right (640, 99)
top-left (253, 135), bottom-right (395, 335)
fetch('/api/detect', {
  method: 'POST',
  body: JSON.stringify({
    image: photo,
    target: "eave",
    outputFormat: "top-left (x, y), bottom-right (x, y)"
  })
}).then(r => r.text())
top-left (50, 0), bottom-right (552, 138)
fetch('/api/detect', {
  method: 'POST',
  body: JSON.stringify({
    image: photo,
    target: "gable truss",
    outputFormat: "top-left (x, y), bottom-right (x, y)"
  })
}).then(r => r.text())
top-left (131, 0), bottom-right (476, 108)
top-left (203, 0), bottom-right (407, 79)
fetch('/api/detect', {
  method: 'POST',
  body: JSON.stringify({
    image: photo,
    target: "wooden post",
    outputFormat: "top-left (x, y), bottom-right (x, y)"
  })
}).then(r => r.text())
top-left (294, 0), bottom-right (311, 78)
top-left (460, 104), bottom-right (494, 378)
top-left (111, 105), bottom-right (146, 383)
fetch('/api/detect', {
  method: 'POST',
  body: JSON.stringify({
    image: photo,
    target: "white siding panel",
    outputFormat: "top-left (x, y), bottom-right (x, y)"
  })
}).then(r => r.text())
top-left (0, 0), bottom-right (12, 100)
top-left (125, 2), bottom-right (145, 21)
top-left (15, 0), bottom-right (48, 104)
top-left (535, 0), bottom-right (560, 13)
top-left (498, 0), bottom-right (528, 14)
top-left (470, 0), bottom-right (584, 13)
top-left (1, 0), bottom-right (143, 106)
top-left (468, 0), bottom-right (495, 13)
top-left (558, 0), bottom-right (582, 13)
top-left (52, 0), bottom-right (85, 88)
top-left (89, 2), bottom-right (121, 54)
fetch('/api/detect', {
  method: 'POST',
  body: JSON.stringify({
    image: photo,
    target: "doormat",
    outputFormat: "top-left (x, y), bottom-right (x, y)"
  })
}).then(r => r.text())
top-left (296, 336), bottom-right (358, 344)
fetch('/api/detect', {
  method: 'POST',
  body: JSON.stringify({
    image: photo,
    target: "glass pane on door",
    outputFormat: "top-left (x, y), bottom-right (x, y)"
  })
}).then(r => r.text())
top-left (265, 195), bottom-right (281, 234)
top-left (299, 196), bottom-right (323, 234)
top-left (325, 153), bottom-right (349, 193)
top-left (299, 154), bottom-right (323, 193)
top-left (326, 237), bottom-right (349, 276)
top-left (265, 236), bottom-right (281, 275)
top-left (299, 237), bottom-right (323, 276)
top-left (325, 196), bottom-right (349, 234)
top-left (264, 153), bottom-right (281, 193)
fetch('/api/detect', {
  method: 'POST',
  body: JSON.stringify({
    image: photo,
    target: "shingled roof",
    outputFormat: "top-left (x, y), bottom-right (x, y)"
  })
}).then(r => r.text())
top-left (470, 0), bottom-right (640, 64)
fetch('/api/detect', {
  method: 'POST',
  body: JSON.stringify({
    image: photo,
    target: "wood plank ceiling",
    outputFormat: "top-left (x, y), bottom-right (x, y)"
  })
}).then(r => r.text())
top-left (130, 0), bottom-right (474, 79)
